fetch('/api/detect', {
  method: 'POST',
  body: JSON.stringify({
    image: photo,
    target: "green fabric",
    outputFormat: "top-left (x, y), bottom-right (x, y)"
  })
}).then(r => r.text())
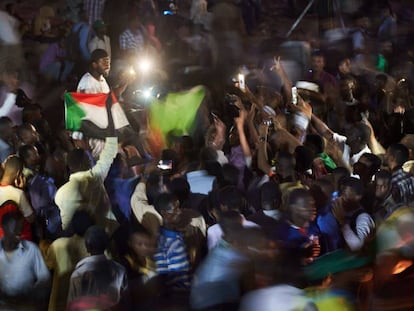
top-left (148, 86), bottom-right (205, 144)
top-left (64, 92), bottom-right (86, 131)
top-left (306, 289), bottom-right (356, 311)
top-left (318, 152), bottom-right (337, 170)
top-left (305, 249), bottom-right (372, 281)
top-left (376, 54), bottom-right (387, 73)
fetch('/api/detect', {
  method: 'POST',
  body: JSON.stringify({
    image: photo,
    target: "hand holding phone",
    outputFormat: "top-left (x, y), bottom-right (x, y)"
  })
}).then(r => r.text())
top-left (157, 160), bottom-right (173, 170)
top-left (238, 73), bottom-right (246, 92)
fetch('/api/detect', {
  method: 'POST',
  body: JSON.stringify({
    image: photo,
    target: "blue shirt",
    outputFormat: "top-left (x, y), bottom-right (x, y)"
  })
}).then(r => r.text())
top-left (186, 170), bottom-right (216, 195)
top-left (191, 239), bottom-right (248, 309)
top-left (0, 240), bottom-right (50, 297)
top-left (154, 227), bottom-right (191, 290)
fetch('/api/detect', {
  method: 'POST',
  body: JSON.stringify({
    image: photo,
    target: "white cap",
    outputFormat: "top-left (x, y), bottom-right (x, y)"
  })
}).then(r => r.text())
top-left (296, 81), bottom-right (320, 93)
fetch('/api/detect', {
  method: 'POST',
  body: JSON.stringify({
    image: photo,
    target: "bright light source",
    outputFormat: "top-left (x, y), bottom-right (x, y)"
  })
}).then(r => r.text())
top-left (138, 58), bottom-right (152, 73)
top-left (142, 88), bottom-right (152, 99)
top-left (128, 67), bottom-right (136, 76)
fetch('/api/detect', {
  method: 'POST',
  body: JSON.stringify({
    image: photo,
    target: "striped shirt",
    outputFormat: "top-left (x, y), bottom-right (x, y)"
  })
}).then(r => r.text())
top-left (154, 227), bottom-right (191, 290)
top-left (84, 0), bottom-right (106, 25)
top-left (391, 168), bottom-right (414, 204)
top-left (119, 28), bottom-right (144, 52)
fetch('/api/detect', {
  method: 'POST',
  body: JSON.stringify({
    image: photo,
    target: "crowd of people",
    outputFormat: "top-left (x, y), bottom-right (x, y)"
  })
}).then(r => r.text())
top-left (0, 0), bottom-right (414, 310)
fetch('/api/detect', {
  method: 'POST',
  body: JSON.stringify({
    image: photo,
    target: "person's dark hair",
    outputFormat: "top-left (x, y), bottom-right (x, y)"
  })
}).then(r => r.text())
top-left (331, 166), bottom-right (350, 188)
top-left (153, 192), bottom-right (178, 213)
top-left (310, 178), bottom-right (334, 210)
top-left (340, 177), bottom-right (364, 196)
top-left (84, 226), bottom-right (109, 254)
top-left (353, 122), bottom-right (371, 145)
top-left (167, 177), bottom-right (190, 205)
top-left (90, 48), bottom-right (108, 63)
top-left (72, 211), bottom-right (94, 237)
top-left (128, 226), bottom-right (152, 242)
top-left (218, 210), bottom-right (243, 243)
top-left (18, 144), bottom-right (36, 164)
top-left (374, 169), bottom-right (392, 184)
top-left (311, 49), bottom-right (325, 58)
top-left (217, 185), bottom-right (245, 212)
top-left (260, 181), bottom-right (282, 209)
top-left (199, 146), bottom-right (217, 164)
top-left (67, 148), bottom-right (92, 173)
top-left (16, 123), bottom-right (36, 141)
top-left (388, 143), bottom-right (409, 167)
top-left (0, 116), bottom-right (12, 128)
top-left (359, 153), bottom-right (381, 175)
top-left (1, 211), bottom-right (22, 230)
top-left (294, 146), bottom-right (313, 173)
top-left (221, 163), bottom-right (239, 187)
top-left (305, 134), bottom-right (325, 155)
top-left (145, 171), bottom-right (164, 205)
top-left (288, 188), bottom-right (311, 206)
top-left (22, 103), bottom-right (41, 123)
top-left (5, 3), bottom-right (14, 14)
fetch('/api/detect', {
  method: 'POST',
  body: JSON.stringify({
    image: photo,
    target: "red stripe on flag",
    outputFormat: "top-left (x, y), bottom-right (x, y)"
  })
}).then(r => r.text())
top-left (69, 92), bottom-right (108, 107)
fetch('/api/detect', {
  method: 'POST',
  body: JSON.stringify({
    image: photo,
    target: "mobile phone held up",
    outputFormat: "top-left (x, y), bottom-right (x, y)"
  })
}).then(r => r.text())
top-left (157, 160), bottom-right (173, 170)
top-left (238, 73), bottom-right (246, 92)
top-left (292, 86), bottom-right (298, 105)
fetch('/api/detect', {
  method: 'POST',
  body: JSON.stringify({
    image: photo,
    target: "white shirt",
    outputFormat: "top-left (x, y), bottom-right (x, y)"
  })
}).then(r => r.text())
top-left (88, 35), bottom-right (111, 59)
top-left (332, 132), bottom-right (371, 167)
top-left (0, 185), bottom-right (34, 218)
top-left (207, 217), bottom-right (259, 250)
top-left (0, 92), bottom-right (23, 125)
top-left (240, 285), bottom-right (316, 311)
top-left (55, 137), bottom-right (118, 230)
top-left (77, 72), bottom-right (110, 94)
top-left (0, 11), bottom-right (20, 45)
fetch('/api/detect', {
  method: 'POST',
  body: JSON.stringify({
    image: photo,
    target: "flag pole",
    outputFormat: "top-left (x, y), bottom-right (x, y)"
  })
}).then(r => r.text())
top-left (286, 0), bottom-right (316, 38)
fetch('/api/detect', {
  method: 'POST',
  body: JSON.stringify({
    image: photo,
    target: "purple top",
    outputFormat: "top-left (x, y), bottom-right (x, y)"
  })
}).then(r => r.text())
top-left (39, 42), bottom-right (66, 71)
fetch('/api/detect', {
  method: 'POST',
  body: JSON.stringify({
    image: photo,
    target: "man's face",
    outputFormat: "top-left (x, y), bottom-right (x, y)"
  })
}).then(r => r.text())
top-left (161, 200), bottom-right (180, 226)
top-left (375, 178), bottom-right (391, 199)
top-left (341, 186), bottom-right (361, 204)
top-left (346, 129), bottom-right (363, 155)
top-left (93, 56), bottom-right (110, 77)
top-left (3, 216), bottom-right (23, 246)
top-left (130, 18), bottom-right (140, 31)
top-left (21, 126), bottom-right (40, 145)
top-left (27, 146), bottom-right (41, 169)
top-left (338, 59), bottom-right (351, 75)
top-left (291, 196), bottom-right (316, 227)
top-left (312, 56), bottom-right (325, 72)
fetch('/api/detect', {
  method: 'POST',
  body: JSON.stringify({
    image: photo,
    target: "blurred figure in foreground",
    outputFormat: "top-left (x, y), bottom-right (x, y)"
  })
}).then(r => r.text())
top-left (67, 226), bottom-right (128, 310)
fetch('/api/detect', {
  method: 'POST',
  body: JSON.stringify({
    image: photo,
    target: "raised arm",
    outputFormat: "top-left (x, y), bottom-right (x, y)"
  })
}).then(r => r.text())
top-left (234, 98), bottom-right (252, 161)
top-left (362, 116), bottom-right (386, 155)
top-left (271, 56), bottom-right (293, 103)
top-left (257, 123), bottom-right (272, 175)
top-left (310, 113), bottom-right (334, 141)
